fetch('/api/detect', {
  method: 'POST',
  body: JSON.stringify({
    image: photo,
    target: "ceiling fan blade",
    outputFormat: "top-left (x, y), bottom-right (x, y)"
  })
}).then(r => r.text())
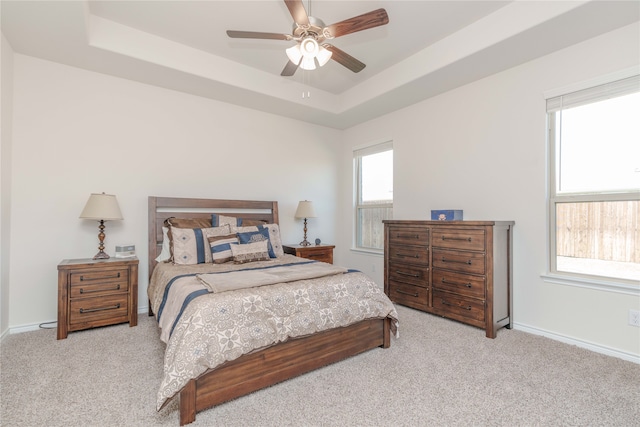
top-left (324, 8), bottom-right (389, 39)
top-left (281, 60), bottom-right (299, 76)
top-left (226, 30), bottom-right (290, 40)
top-left (284, 0), bottom-right (309, 27)
top-left (322, 44), bottom-right (365, 73)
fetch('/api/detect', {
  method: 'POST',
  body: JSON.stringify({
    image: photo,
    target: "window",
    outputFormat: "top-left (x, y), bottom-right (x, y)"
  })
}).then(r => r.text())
top-left (547, 74), bottom-right (639, 284)
top-left (354, 142), bottom-right (393, 251)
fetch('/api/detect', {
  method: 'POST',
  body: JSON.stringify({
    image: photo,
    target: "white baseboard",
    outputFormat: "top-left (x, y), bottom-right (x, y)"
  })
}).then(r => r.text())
top-left (513, 322), bottom-right (640, 364)
top-left (5, 305), bottom-right (151, 336)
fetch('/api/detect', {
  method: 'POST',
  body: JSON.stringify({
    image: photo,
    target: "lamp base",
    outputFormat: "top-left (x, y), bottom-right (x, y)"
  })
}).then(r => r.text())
top-left (93, 250), bottom-right (110, 260)
top-left (299, 239), bottom-right (312, 247)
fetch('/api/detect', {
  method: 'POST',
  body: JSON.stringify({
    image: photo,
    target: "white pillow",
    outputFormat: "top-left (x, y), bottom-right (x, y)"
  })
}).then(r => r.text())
top-left (155, 227), bottom-right (170, 262)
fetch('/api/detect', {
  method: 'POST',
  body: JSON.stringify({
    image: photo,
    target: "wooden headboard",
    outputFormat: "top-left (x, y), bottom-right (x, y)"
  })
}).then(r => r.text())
top-left (148, 197), bottom-right (279, 277)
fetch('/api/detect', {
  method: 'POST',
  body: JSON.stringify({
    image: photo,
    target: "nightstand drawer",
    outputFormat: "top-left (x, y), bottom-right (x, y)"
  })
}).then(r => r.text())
top-left (70, 268), bottom-right (127, 286)
top-left (69, 268), bottom-right (129, 298)
top-left (300, 249), bottom-right (332, 263)
top-left (283, 245), bottom-right (335, 264)
top-left (69, 294), bottom-right (129, 326)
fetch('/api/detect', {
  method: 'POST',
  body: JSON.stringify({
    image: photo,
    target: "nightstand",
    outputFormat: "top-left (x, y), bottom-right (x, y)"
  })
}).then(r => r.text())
top-left (283, 244), bottom-right (335, 264)
top-left (57, 257), bottom-right (138, 340)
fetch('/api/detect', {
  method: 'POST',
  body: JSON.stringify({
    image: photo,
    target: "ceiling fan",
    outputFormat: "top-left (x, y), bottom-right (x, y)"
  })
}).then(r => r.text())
top-left (226, 0), bottom-right (389, 76)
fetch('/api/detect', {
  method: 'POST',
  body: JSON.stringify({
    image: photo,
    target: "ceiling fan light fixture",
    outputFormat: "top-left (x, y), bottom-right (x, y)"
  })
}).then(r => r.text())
top-left (316, 46), bottom-right (332, 67)
top-left (300, 37), bottom-right (319, 58)
top-left (300, 56), bottom-right (316, 71)
top-left (286, 44), bottom-right (303, 65)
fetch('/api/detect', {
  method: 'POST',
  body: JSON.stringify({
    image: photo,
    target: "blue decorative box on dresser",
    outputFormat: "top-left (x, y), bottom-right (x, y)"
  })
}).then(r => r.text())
top-left (431, 210), bottom-right (464, 221)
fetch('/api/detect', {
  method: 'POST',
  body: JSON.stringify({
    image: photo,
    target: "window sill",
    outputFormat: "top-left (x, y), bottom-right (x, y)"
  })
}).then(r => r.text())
top-left (350, 247), bottom-right (384, 256)
top-left (541, 273), bottom-right (639, 296)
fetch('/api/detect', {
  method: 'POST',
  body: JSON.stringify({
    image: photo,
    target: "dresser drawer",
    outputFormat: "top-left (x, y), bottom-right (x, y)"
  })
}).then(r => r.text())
top-left (69, 267), bottom-right (129, 298)
top-left (388, 244), bottom-right (429, 266)
top-left (432, 228), bottom-right (485, 251)
top-left (69, 293), bottom-right (129, 326)
top-left (432, 249), bottom-right (485, 275)
top-left (433, 290), bottom-right (484, 323)
top-left (388, 263), bottom-right (429, 288)
top-left (432, 269), bottom-right (485, 299)
top-left (388, 226), bottom-right (429, 247)
top-left (389, 282), bottom-right (428, 311)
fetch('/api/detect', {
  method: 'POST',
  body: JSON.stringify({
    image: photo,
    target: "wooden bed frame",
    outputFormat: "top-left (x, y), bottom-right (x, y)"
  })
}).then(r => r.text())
top-left (148, 197), bottom-right (391, 425)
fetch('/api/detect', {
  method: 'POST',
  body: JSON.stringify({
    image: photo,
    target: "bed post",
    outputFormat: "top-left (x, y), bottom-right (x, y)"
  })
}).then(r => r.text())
top-left (179, 380), bottom-right (196, 426)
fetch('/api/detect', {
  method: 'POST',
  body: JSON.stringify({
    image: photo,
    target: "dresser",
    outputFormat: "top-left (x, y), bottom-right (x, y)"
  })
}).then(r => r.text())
top-left (283, 244), bottom-right (335, 264)
top-left (57, 257), bottom-right (138, 339)
top-left (384, 220), bottom-right (514, 338)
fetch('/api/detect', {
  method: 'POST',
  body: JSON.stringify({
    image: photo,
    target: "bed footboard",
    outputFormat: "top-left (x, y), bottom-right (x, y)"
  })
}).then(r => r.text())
top-left (179, 317), bottom-right (390, 425)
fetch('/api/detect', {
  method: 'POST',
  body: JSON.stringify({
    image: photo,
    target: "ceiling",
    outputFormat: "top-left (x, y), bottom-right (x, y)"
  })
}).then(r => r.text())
top-left (2, 1), bottom-right (639, 129)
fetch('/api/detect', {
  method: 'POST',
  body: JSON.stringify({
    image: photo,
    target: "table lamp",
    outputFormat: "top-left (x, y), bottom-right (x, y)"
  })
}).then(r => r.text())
top-left (79, 193), bottom-right (123, 259)
top-left (295, 200), bottom-right (316, 247)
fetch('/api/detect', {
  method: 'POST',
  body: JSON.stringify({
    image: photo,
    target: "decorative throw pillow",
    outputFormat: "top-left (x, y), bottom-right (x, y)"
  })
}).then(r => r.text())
top-left (230, 240), bottom-right (270, 264)
top-left (171, 226), bottom-right (230, 265)
top-left (236, 228), bottom-right (275, 258)
top-left (209, 234), bottom-right (238, 264)
top-left (232, 224), bottom-right (284, 257)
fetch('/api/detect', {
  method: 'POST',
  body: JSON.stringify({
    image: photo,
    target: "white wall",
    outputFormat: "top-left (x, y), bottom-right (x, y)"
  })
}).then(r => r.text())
top-left (1, 33), bottom-right (15, 339)
top-left (9, 54), bottom-right (341, 329)
top-left (337, 23), bottom-right (640, 359)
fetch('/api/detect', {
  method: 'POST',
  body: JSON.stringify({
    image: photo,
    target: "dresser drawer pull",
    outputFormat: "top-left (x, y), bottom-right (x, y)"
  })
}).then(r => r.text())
top-left (441, 299), bottom-right (471, 310)
top-left (396, 253), bottom-right (420, 259)
top-left (397, 289), bottom-right (419, 297)
top-left (441, 278), bottom-right (472, 288)
top-left (79, 303), bottom-right (121, 314)
top-left (396, 270), bottom-right (420, 278)
top-left (441, 236), bottom-right (472, 242)
top-left (80, 284), bottom-right (121, 294)
top-left (396, 233), bottom-right (421, 240)
top-left (80, 272), bottom-right (121, 281)
top-left (441, 257), bottom-right (472, 265)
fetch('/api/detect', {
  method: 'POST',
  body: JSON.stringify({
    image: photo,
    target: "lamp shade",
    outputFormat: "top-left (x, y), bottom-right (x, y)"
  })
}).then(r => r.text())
top-left (295, 200), bottom-right (317, 219)
top-left (79, 193), bottom-right (123, 220)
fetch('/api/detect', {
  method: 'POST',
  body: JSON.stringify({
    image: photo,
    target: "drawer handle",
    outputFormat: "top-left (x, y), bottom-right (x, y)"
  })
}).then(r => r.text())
top-left (442, 236), bottom-right (472, 242)
top-left (397, 289), bottom-right (419, 297)
top-left (80, 272), bottom-right (121, 281)
top-left (396, 253), bottom-right (420, 259)
top-left (441, 299), bottom-right (472, 310)
top-left (441, 278), bottom-right (472, 288)
top-left (441, 257), bottom-right (471, 265)
top-left (396, 270), bottom-right (420, 278)
top-left (80, 284), bottom-right (121, 294)
top-left (396, 234), bottom-right (421, 240)
top-left (79, 303), bottom-right (121, 314)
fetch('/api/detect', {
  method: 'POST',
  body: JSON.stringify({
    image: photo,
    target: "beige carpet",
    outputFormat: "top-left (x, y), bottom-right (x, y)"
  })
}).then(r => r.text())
top-left (1, 304), bottom-right (639, 427)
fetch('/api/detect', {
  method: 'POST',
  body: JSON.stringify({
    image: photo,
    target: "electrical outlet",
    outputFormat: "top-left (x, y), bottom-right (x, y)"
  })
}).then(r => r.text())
top-left (629, 309), bottom-right (640, 327)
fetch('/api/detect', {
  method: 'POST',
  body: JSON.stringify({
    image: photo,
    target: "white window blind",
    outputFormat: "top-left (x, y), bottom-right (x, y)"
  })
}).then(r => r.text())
top-left (546, 74), bottom-right (640, 112)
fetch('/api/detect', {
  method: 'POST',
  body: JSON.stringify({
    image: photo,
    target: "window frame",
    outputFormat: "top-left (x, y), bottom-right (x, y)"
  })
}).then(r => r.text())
top-left (545, 70), bottom-right (640, 293)
top-left (353, 141), bottom-right (393, 253)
